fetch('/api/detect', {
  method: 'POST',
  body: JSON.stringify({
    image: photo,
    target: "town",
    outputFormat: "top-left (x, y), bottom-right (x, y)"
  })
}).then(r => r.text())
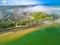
top-left (0, 7), bottom-right (54, 30)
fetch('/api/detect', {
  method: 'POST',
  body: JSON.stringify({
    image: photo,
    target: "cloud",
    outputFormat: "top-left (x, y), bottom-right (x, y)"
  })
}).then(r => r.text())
top-left (2, 0), bottom-right (7, 5)
top-left (18, 0), bottom-right (40, 5)
top-left (2, 0), bottom-right (41, 5)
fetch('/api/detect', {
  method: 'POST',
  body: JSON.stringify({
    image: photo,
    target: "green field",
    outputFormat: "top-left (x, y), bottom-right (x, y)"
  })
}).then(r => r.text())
top-left (1, 24), bottom-right (60, 45)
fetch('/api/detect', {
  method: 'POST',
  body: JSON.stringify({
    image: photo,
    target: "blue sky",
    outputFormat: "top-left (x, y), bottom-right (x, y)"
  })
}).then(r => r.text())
top-left (0, 0), bottom-right (60, 5)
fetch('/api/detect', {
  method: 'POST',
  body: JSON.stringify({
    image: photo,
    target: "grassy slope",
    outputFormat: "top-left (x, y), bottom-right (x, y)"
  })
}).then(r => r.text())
top-left (3, 24), bottom-right (60, 45)
top-left (0, 26), bottom-right (40, 45)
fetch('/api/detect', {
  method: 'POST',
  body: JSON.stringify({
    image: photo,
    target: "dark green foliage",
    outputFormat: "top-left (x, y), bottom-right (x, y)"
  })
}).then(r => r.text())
top-left (0, 21), bottom-right (16, 30)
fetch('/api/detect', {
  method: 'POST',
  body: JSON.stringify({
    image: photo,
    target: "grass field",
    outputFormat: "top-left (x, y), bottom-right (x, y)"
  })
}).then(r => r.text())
top-left (1, 24), bottom-right (60, 45)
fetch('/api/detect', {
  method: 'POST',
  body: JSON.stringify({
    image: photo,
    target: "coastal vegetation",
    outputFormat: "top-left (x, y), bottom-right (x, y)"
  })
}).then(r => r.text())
top-left (0, 12), bottom-right (53, 30)
top-left (0, 12), bottom-right (52, 30)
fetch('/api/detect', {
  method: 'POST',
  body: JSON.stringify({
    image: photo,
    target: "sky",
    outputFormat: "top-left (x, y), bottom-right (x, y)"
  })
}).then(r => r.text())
top-left (0, 0), bottom-right (60, 5)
